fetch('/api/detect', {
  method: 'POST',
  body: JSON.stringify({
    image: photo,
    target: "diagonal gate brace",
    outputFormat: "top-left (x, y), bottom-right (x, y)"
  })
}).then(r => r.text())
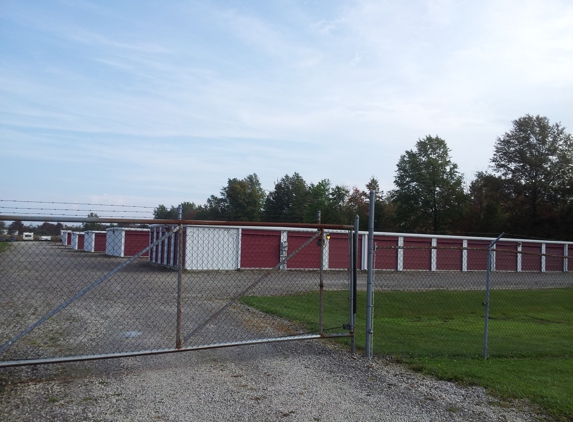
top-left (0, 227), bottom-right (180, 355)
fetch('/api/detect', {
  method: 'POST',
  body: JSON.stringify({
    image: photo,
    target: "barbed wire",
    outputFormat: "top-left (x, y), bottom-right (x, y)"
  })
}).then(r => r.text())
top-left (0, 200), bottom-right (155, 209)
top-left (0, 212), bottom-right (153, 218)
top-left (0, 207), bottom-right (150, 214)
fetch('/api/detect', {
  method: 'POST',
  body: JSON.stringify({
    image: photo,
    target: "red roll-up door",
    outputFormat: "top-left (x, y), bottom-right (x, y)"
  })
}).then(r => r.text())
top-left (287, 232), bottom-right (321, 269)
top-left (124, 231), bottom-right (150, 257)
top-left (328, 233), bottom-right (350, 269)
top-left (373, 236), bottom-right (398, 270)
top-left (521, 243), bottom-right (541, 271)
top-left (78, 234), bottom-right (85, 250)
top-left (436, 239), bottom-right (463, 270)
top-left (496, 242), bottom-right (517, 271)
top-left (241, 230), bottom-right (281, 268)
top-left (94, 233), bottom-right (106, 252)
top-left (545, 244), bottom-right (564, 272)
top-left (404, 237), bottom-right (431, 270)
top-left (467, 240), bottom-right (489, 271)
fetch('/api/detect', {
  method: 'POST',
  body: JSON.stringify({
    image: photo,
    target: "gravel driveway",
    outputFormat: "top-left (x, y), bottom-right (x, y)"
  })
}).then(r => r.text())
top-left (0, 242), bottom-right (559, 420)
top-left (0, 340), bottom-right (545, 422)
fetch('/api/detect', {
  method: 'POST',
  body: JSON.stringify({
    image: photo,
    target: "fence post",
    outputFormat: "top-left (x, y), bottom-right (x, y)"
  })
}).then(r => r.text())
top-left (319, 227), bottom-right (325, 336)
top-left (483, 232), bottom-right (504, 359)
top-left (176, 205), bottom-right (183, 349)
top-left (350, 215), bottom-right (359, 354)
top-left (366, 190), bottom-right (375, 359)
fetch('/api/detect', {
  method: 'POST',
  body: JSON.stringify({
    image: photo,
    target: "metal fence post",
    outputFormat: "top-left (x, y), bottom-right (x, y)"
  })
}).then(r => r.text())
top-left (350, 215), bottom-right (359, 354)
top-left (176, 205), bottom-right (184, 349)
top-left (319, 227), bottom-right (325, 336)
top-left (366, 190), bottom-right (375, 359)
top-left (483, 232), bottom-right (504, 359)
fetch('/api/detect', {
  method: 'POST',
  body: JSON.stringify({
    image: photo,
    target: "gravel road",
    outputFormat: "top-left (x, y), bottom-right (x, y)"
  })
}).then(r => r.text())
top-left (0, 340), bottom-right (546, 422)
top-left (0, 242), bottom-right (561, 420)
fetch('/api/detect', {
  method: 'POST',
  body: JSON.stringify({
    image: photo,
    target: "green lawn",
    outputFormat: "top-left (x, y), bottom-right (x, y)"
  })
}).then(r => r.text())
top-left (0, 242), bottom-right (10, 254)
top-left (242, 288), bottom-right (573, 420)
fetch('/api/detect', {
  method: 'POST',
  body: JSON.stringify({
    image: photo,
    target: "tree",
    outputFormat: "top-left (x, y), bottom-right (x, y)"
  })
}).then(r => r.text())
top-left (304, 179), bottom-right (332, 223)
top-left (83, 213), bottom-right (106, 231)
top-left (392, 135), bottom-right (467, 233)
top-left (153, 205), bottom-right (176, 219)
top-left (207, 174), bottom-right (266, 221)
top-left (490, 115), bottom-right (573, 237)
top-left (264, 172), bottom-right (308, 222)
top-left (8, 220), bottom-right (25, 235)
top-left (464, 171), bottom-right (508, 236)
top-left (37, 222), bottom-right (63, 236)
top-left (153, 202), bottom-right (201, 220)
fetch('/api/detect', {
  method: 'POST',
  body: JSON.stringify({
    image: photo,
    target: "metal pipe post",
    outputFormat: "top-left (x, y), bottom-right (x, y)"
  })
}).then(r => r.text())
top-left (483, 232), bottom-right (504, 359)
top-left (365, 190), bottom-right (375, 359)
top-left (319, 228), bottom-right (325, 336)
top-left (350, 215), bottom-right (359, 354)
top-left (176, 205), bottom-right (184, 349)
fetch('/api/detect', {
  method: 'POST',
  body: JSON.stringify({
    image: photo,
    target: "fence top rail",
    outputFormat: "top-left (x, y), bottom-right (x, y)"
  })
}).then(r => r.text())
top-left (0, 214), bottom-right (353, 231)
top-left (149, 224), bottom-right (351, 234)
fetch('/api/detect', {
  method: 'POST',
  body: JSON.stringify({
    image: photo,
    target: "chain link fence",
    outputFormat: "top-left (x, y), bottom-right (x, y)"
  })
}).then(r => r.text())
top-left (0, 217), bottom-right (355, 367)
top-left (370, 241), bottom-right (573, 359)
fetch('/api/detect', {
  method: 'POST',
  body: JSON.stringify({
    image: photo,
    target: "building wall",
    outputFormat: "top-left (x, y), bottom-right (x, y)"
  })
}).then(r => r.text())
top-left (146, 225), bottom-right (572, 273)
top-left (185, 227), bottom-right (239, 270)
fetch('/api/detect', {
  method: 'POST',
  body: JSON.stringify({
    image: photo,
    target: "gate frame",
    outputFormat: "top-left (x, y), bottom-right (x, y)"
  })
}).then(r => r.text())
top-left (0, 215), bottom-right (356, 367)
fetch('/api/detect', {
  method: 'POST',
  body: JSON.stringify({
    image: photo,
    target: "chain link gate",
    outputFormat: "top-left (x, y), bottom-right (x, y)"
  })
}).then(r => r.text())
top-left (0, 217), bottom-right (355, 367)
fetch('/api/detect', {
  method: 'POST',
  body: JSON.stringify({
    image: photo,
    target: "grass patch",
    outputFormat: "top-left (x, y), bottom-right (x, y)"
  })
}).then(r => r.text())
top-left (0, 242), bottom-right (10, 254)
top-left (242, 288), bottom-right (573, 420)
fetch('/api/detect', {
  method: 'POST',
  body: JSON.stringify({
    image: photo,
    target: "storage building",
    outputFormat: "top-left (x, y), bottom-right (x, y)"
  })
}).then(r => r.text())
top-left (84, 231), bottom-right (107, 252)
top-left (71, 232), bottom-right (85, 250)
top-left (106, 227), bottom-right (150, 257)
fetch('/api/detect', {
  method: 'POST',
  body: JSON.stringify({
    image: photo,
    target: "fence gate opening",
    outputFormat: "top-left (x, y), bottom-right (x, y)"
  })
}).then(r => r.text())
top-left (0, 218), bottom-right (355, 367)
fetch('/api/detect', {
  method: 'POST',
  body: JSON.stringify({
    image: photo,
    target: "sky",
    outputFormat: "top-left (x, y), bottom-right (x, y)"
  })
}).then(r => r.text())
top-left (1, 0), bottom-right (572, 219)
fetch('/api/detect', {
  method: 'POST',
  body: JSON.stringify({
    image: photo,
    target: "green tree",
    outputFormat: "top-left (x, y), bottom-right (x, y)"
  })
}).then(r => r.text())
top-left (392, 135), bottom-right (467, 233)
top-left (464, 171), bottom-right (508, 236)
top-left (153, 202), bottom-right (202, 220)
top-left (210, 173), bottom-right (266, 221)
top-left (36, 222), bottom-right (63, 236)
top-left (82, 213), bottom-right (106, 231)
top-left (264, 172), bottom-right (308, 222)
top-left (153, 204), bottom-right (176, 219)
top-left (8, 220), bottom-right (25, 235)
top-left (304, 179), bottom-right (332, 223)
top-left (490, 115), bottom-right (573, 237)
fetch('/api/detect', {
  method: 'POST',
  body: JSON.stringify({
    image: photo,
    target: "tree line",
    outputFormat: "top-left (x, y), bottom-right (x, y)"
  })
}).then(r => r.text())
top-left (4, 115), bottom-right (571, 241)
top-left (154, 115), bottom-right (573, 240)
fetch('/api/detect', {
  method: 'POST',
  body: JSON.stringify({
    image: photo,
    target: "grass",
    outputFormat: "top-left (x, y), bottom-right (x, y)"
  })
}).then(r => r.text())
top-left (0, 242), bottom-right (10, 254)
top-left (242, 288), bottom-right (573, 420)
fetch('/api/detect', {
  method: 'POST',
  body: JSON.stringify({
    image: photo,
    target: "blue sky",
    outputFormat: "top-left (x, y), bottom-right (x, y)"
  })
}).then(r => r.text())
top-left (1, 0), bottom-right (572, 218)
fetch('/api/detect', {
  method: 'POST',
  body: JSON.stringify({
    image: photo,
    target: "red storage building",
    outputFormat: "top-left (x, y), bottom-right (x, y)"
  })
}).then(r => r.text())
top-left (84, 231), bottom-right (107, 253)
top-left (106, 228), bottom-right (150, 257)
top-left (436, 238), bottom-right (463, 271)
top-left (241, 229), bottom-right (282, 269)
top-left (521, 243), bottom-right (542, 272)
top-left (71, 232), bottom-right (85, 250)
top-left (373, 235), bottom-right (399, 270)
top-left (495, 242), bottom-right (518, 271)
